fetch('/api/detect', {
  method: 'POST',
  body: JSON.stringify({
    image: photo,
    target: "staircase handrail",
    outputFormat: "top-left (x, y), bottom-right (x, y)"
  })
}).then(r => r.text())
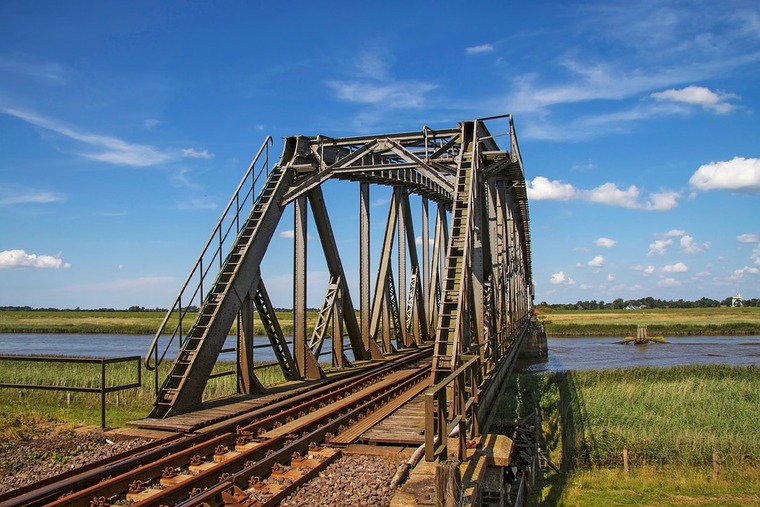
top-left (145, 136), bottom-right (274, 373)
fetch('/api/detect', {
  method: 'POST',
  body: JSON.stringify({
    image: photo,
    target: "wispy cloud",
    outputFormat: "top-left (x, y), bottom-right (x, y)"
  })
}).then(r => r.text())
top-left (737, 233), bottom-right (759, 243)
top-left (0, 186), bottom-right (65, 206)
top-left (466, 44), bottom-right (494, 55)
top-left (588, 255), bottom-right (605, 268)
top-left (526, 176), bottom-right (679, 210)
top-left (175, 197), bottom-right (217, 210)
top-left (325, 49), bottom-right (437, 115)
top-left (182, 148), bottom-right (214, 159)
top-left (326, 80), bottom-right (436, 108)
top-left (0, 249), bottom-right (70, 269)
top-left (0, 55), bottom-right (68, 84)
top-left (1, 107), bottom-right (172, 167)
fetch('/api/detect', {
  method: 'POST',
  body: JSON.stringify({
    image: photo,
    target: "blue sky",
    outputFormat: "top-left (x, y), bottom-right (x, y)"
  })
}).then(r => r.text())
top-left (1, 0), bottom-right (759, 309)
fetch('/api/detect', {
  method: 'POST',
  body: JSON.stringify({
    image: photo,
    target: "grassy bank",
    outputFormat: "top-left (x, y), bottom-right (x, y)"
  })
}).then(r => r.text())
top-left (492, 365), bottom-right (760, 505)
top-left (0, 359), bottom-right (286, 429)
top-left (536, 306), bottom-right (760, 336)
top-left (0, 310), bottom-right (321, 335)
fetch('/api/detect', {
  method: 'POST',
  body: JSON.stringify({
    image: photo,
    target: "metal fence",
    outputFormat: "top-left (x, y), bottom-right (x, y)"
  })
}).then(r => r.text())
top-left (0, 355), bottom-right (142, 428)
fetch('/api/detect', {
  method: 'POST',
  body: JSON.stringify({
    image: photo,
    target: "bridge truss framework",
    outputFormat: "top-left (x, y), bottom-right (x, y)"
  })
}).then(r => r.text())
top-left (146, 114), bottom-right (534, 460)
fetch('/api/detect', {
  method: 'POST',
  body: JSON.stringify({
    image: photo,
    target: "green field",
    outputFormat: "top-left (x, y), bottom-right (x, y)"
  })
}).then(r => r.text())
top-left (0, 309), bottom-right (322, 335)
top-left (536, 306), bottom-right (760, 336)
top-left (0, 359), bottom-right (286, 430)
top-left (493, 365), bottom-right (760, 506)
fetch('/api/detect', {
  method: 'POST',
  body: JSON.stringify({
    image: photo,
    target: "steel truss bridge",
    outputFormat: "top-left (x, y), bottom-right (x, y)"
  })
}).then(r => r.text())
top-left (146, 114), bottom-right (535, 461)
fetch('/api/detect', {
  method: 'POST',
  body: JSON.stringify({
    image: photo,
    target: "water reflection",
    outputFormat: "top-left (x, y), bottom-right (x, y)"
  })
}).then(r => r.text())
top-left (520, 336), bottom-right (760, 373)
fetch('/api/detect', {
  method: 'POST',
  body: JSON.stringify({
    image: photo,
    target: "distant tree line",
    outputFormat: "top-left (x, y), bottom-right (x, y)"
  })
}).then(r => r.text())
top-left (0, 306), bottom-right (170, 312)
top-left (537, 296), bottom-right (760, 310)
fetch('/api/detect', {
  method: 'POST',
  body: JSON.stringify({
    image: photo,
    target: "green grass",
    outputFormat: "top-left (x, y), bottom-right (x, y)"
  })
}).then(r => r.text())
top-left (0, 358), bottom-right (287, 428)
top-left (491, 365), bottom-right (760, 505)
top-left (536, 307), bottom-right (760, 336)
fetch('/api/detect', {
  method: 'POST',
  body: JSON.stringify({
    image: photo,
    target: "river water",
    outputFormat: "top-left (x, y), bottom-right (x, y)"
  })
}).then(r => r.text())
top-left (0, 334), bottom-right (757, 371)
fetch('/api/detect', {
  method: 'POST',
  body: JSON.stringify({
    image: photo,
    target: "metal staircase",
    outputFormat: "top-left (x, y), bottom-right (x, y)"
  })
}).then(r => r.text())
top-left (145, 136), bottom-right (298, 417)
top-left (432, 129), bottom-right (475, 382)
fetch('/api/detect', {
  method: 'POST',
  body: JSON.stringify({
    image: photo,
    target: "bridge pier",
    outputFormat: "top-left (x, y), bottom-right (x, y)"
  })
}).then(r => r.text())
top-left (519, 319), bottom-right (548, 361)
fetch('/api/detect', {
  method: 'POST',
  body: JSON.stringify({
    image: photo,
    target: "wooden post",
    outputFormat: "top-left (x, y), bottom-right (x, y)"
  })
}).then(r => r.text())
top-left (436, 460), bottom-right (461, 507)
top-left (623, 448), bottom-right (629, 473)
top-left (713, 451), bottom-right (719, 480)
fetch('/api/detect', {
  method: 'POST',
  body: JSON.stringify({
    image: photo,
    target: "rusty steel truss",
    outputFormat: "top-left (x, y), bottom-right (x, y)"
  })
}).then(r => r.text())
top-left (145, 115), bottom-right (534, 423)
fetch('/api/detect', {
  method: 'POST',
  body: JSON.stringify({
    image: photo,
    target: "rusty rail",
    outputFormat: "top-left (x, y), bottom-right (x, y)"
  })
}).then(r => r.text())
top-left (0, 355), bottom-right (141, 428)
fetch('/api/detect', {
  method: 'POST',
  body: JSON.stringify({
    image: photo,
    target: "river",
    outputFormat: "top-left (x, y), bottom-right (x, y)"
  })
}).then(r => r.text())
top-left (0, 334), bottom-right (758, 371)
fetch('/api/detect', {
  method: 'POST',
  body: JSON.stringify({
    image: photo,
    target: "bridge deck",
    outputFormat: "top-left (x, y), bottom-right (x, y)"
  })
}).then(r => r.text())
top-left (358, 392), bottom-right (426, 446)
top-left (129, 379), bottom-right (331, 433)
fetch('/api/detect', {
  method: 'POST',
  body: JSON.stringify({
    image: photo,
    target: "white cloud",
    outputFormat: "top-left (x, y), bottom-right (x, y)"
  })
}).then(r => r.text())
top-left (526, 177), bottom-right (679, 210)
top-left (689, 157), bottom-right (760, 193)
top-left (660, 229), bottom-right (686, 238)
top-left (680, 235), bottom-right (710, 254)
top-left (647, 239), bottom-right (673, 256)
top-left (730, 266), bottom-right (760, 280)
top-left (606, 274), bottom-right (615, 281)
top-left (526, 177), bottom-right (577, 200)
top-left (644, 265), bottom-right (655, 275)
top-left (588, 255), bottom-right (605, 268)
top-left (550, 271), bottom-right (575, 285)
top-left (658, 277), bottom-right (681, 287)
top-left (1, 107), bottom-right (171, 167)
top-left (279, 230), bottom-right (295, 239)
top-left (182, 148), bottom-right (214, 159)
top-left (595, 237), bottom-right (616, 248)
top-left (737, 233), bottom-right (759, 243)
top-left (650, 86), bottom-right (738, 114)
top-left (661, 262), bottom-right (688, 273)
top-left (466, 44), bottom-right (494, 55)
top-left (0, 249), bottom-right (70, 269)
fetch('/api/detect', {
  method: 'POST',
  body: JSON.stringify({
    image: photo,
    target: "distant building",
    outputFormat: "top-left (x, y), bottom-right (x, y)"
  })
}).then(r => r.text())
top-left (732, 293), bottom-right (744, 307)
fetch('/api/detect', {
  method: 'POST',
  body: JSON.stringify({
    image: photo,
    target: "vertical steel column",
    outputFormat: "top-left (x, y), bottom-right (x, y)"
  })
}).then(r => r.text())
top-left (400, 190), bottom-right (429, 344)
top-left (237, 293), bottom-right (266, 394)
top-left (469, 123), bottom-right (485, 355)
top-left (396, 187), bottom-right (408, 346)
top-left (293, 196), bottom-right (321, 379)
top-left (360, 183), bottom-right (371, 351)
top-left (421, 197), bottom-right (430, 339)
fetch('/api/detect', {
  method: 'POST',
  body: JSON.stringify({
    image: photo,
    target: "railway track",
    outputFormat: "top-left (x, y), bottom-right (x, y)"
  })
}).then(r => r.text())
top-left (1, 348), bottom-right (432, 507)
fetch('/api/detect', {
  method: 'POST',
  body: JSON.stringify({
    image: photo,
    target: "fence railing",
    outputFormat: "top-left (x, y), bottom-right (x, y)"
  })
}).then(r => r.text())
top-left (0, 355), bottom-right (142, 428)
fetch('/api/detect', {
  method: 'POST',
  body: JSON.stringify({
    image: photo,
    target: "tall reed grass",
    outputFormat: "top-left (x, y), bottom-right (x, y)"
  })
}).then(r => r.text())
top-left (496, 365), bottom-right (760, 470)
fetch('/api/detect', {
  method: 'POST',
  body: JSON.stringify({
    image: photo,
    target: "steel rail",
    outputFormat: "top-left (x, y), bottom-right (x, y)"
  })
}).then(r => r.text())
top-left (5, 347), bottom-right (432, 507)
top-left (169, 365), bottom-right (432, 507)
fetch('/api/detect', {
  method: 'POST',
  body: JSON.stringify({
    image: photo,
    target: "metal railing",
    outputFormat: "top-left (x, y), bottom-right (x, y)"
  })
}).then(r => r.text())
top-left (425, 354), bottom-right (481, 462)
top-left (145, 137), bottom-right (274, 391)
top-left (425, 314), bottom-right (532, 463)
top-left (0, 355), bottom-right (142, 428)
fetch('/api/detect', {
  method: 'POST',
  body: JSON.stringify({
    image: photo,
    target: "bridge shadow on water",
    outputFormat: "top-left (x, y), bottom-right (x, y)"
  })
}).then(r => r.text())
top-left (491, 370), bottom-right (591, 505)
